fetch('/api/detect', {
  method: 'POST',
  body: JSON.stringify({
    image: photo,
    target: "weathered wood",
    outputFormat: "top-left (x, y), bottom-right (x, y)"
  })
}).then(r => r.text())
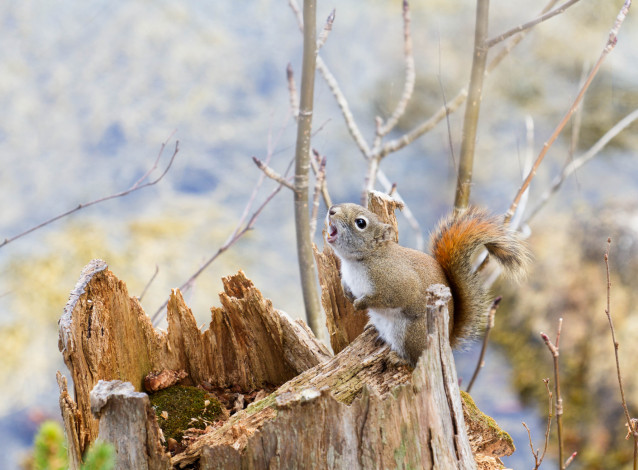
top-left (313, 243), bottom-right (367, 354)
top-left (58, 263), bottom-right (329, 464)
top-left (367, 189), bottom-right (403, 242)
top-left (144, 369), bottom-right (188, 392)
top-left (173, 286), bottom-right (480, 469)
top-left (56, 372), bottom-right (83, 470)
top-left (90, 380), bottom-right (171, 470)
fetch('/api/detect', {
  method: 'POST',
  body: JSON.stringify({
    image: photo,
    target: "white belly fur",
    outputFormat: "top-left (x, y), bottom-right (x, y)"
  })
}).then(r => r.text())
top-left (340, 259), bottom-right (407, 357)
top-left (339, 259), bottom-right (372, 298)
top-left (367, 308), bottom-right (407, 358)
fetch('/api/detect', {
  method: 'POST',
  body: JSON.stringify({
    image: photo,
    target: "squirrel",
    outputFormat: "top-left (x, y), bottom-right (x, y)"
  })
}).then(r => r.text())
top-left (326, 202), bottom-right (529, 366)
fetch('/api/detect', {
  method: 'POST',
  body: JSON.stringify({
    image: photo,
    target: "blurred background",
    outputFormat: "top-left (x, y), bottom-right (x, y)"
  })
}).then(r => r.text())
top-left (1, 1), bottom-right (637, 468)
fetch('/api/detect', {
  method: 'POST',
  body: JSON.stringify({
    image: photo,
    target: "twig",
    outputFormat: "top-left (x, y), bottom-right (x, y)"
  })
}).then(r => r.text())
top-left (541, 318), bottom-right (571, 469)
top-left (151, 116), bottom-right (292, 325)
top-left (568, 62), bottom-right (589, 167)
top-left (317, 58), bottom-right (371, 157)
top-left (1, 138), bottom-right (179, 249)
top-left (505, 0), bottom-right (632, 224)
top-left (485, 0), bottom-right (582, 48)
top-left (309, 150), bottom-right (327, 235)
top-left (289, 0), bottom-right (371, 159)
top-left (252, 156), bottom-right (295, 190)
top-left (376, 171), bottom-right (424, 251)
top-left (453, 0), bottom-right (490, 215)
top-left (310, 149), bottom-right (332, 208)
top-left (316, 9), bottom-right (336, 52)
top-left (376, 88), bottom-right (468, 160)
top-left (376, 0), bottom-right (415, 139)
top-left (525, 108), bottom-right (638, 224)
top-left (522, 378), bottom-right (554, 469)
top-left (540, 378), bottom-right (554, 467)
top-left (138, 265), bottom-right (159, 302)
top-left (377, 0), bottom-right (560, 160)
top-left (364, 1), bottom-right (416, 197)
top-left (565, 452), bottom-right (578, 468)
top-left (438, 64), bottom-right (457, 175)
top-left (604, 238), bottom-right (638, 469)
top-left (151, 181), bottom-right (285, 326)
top-left (466, 296), bottom-right (501, 393)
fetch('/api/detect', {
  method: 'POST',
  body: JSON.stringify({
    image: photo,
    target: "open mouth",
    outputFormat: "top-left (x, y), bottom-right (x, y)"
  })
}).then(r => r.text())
top-left (327, 223), bottom-right (338, 243)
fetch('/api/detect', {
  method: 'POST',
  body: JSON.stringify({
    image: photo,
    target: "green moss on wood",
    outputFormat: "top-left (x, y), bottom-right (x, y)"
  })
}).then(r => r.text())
top-left (460, 390), bottom-right (514, 450)
top-left (149, 385), bottom-right (223, 443)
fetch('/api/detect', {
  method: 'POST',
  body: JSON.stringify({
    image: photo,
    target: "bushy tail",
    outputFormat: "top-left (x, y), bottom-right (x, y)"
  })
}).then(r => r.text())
top-left (430, 207), bottom-right (530, 346)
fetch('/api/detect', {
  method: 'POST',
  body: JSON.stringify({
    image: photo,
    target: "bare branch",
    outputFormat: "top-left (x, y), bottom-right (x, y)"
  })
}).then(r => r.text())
top-left (525, 107), bottom-right (638, 225)
top-left (253, 156), bottom-right (295, 190)
top-left (521, 421), bottom-right (540, 470)
top-left (505, 0), bottom-right (632, 225)
top-left (309, 151), bottom-right (327, 236)
top-left (376, 0), bottom-right (416, 138)
top-left (376, 171), bottom-right (424, 251)
top-left (604, 238), bottom-right (638, 467)
top-left (485, 0), bottom-right (582, 48)
top-left (377, 88), bottom-right (468, 159)
top-left (565, 451), bottom-right (578, 468)
top-left (453, 0), bottom-right (490, 216)
top-left (466, 296), bottom-right (501, 393)
top-left (293, 0), bottom-right (324, 338)
top-left (541, 318), bottom-right (572, 469)
top-left (151, 181), bottom-right (285, 326)
top-left (310, 149), bottom-right (332, 209)
top-left (289, 0), bottom-right (370, 159)
top-left (1, 138), bottom-right (179, 249)
top-left (317, 57), bottom-right (372, 158)
top-left (540, 378), bottom-right (554, 467)
top-left (138, 265), bottom-right (159, 302)
top-left (522, 377), bottom-right (554, 469)
top-left (316, 9), bottom-right (336, 52)
top-left (151, 117), bottom-right (292, 325)
top-left (568, 62), bottom-right (589, 163)
top-left (377, 0), bottom-right (561, 160)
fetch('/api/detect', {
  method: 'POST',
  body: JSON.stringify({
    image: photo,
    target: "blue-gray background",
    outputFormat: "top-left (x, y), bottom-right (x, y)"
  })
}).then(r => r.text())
top-left (1, 1), bottom-right (636, 467)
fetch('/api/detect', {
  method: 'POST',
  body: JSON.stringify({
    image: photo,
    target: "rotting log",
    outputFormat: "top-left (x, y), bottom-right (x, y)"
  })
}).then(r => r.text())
top-left (57, 193), bottom-right (514, 469)
top-left (57, 261), bottom-right (329, 467)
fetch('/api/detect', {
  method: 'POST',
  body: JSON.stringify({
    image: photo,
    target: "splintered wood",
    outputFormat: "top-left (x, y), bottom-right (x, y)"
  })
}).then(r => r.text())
top-left (58, 194), bottom-right (513, 469)
top-left (57, 261), bottom-right (329, 465)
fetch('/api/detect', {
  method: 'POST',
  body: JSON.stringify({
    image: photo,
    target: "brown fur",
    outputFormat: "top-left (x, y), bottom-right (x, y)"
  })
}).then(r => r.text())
top-left (327, 203), bottom-right (529, 365)
top-left (431, 207), bottom-right (529, 346)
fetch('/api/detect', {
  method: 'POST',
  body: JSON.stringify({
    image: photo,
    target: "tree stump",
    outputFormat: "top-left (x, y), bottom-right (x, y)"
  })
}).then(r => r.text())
top-left (57, 195), bottom-right (514, 469)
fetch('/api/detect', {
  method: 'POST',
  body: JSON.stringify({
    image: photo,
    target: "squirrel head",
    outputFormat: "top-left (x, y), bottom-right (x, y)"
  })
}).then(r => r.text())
top-left (325, 203), bottom-right (395, 260)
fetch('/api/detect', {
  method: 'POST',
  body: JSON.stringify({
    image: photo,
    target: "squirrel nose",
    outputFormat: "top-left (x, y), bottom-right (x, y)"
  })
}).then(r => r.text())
top-left (329, 207), bottom-right (337, 216)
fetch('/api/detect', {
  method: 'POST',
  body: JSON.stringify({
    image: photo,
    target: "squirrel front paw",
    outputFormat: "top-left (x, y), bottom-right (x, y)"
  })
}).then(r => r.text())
top-left (353, 297), bottom-right (369, 310)
top-left (341, 281), bottom-right (356, 303)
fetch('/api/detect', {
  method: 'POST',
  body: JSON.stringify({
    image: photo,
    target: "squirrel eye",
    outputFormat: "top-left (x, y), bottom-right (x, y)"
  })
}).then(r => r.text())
top-left (354, 218), bottom-right (367, 230)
